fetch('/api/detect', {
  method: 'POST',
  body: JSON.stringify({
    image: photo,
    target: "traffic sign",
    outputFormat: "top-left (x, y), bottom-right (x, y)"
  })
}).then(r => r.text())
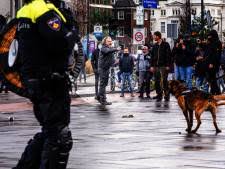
top-left (94, 25), bottom-right (102, 33)
top-left (143, 0), bottom-right (157, 9)
top-left (136, 6), bottom-right (144, 25)
top-left (133, 28), bottom-right (145, 45)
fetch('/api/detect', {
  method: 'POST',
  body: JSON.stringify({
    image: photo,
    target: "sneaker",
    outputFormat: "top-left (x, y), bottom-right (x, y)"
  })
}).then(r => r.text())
top-left (95, 96), bottom-right (100, 100)
top-left (138, 95), bottom-right (143, 99)
top-left (153, 95), bottom-right (162, 99)
top-left (156, 97), bottom-right (162, 102)
top-left (101, 100), bottom-right (112, 105)
top-left (131, 93), bottom-right (135, 97)
top-left (164, 96), bottom-right (170, 102)
top-left (99, 97), bottom-right (112, 105)
top-left (120, 94), bottom-right (124, 97)
top-left (146, 95), bottom-right (151, 99)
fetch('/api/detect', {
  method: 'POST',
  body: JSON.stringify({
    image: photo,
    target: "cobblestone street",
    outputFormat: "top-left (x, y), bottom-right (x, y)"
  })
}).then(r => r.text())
top-left (1, 76), bottom-right (225, 169)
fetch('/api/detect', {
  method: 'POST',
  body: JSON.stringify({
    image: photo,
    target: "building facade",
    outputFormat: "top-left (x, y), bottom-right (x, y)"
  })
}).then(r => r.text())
top-left (150, 0), bottom-right (225, 43)
top-left (111, 0), bottom-right (151, 50)
top-left (0, 0), bottom-right (23, 19)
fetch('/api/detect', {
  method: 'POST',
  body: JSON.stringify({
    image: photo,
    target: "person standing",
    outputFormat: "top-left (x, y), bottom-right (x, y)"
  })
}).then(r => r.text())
top-left (175, 36), bottom-right (195, 89)
top-left (119, 47), bottom-right (135, 97)
top-left (136, 45), bottom-right (152, 98)
top-left (91, 43), bottom-right (101, 99)
top-left (204, 30), bottom-right (222, 94)
top-left (13, 0), bottom-right (83, 168)
top-left (151, 31), bottom-right (172, 101)
top-left (97, 36), bottom-right (120, 105)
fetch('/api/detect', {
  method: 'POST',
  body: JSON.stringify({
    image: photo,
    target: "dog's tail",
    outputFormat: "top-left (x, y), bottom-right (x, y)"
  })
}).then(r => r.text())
top-left (216, 101), bottom-right (225, 106)
top-left (213, 94), bottom-right (225, 101)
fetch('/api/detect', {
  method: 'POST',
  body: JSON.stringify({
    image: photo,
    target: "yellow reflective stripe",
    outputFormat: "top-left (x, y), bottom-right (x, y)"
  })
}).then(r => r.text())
top-left (17, 0), bottom-right (66, 23)
top-left (46, 3), bottom-right (66, 23)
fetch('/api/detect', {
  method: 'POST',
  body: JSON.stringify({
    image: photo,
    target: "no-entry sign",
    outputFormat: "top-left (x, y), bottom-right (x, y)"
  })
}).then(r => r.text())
top-left (133, 28), bottom-right (145, 45)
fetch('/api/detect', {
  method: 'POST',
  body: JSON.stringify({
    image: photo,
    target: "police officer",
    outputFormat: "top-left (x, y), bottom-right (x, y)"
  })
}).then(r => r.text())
top-left (97, 36), bottom-right (120, 105)
top-left (13, 0), bottom-right (83, 168)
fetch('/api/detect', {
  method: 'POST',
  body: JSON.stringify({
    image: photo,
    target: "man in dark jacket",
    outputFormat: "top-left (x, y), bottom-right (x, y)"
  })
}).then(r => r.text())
top-left (119, 47), bottom-right (134, 97)
top-left (91, 43), bottom-right (100, 99)
top-left (151, 31), bottom-right (171, 101)
top-left (204, 30), bottom-right (222, 94)
top-left (98, 36), bottom-right (120, 105)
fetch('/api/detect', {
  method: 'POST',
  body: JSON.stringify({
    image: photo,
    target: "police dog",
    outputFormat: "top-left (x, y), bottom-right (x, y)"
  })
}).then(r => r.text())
top-left (168, 80), bottom-right (225, 134)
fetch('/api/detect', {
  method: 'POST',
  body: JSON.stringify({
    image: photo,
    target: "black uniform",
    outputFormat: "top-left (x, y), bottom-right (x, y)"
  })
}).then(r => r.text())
top-left (14, 0), bottom-right (82, 168)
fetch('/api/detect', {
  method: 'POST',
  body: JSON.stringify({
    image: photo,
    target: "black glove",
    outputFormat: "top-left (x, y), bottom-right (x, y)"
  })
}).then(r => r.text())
top-left (135, 71), bottom-right (139, 77)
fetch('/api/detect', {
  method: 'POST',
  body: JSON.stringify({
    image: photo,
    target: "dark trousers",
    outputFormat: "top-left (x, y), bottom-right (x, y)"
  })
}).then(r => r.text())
top-left (154, 67), bottom-right (169, 98)
top-left (94, 72), bottom-right (100, 96)
top-left (98, 69), bottom-right (110, 100)
top-left (14, 78), bottom-right (73, 169)
top-left (139, 71), bottom-right (151, 96)
top-left (206, 70), bottom-right (221, 94)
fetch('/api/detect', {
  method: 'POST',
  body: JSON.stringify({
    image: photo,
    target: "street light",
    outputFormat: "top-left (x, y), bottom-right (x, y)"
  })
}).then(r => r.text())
top-left (87, 0), bottom-right (90, 59)
top-left (201, 0), bottom-right (204, 30)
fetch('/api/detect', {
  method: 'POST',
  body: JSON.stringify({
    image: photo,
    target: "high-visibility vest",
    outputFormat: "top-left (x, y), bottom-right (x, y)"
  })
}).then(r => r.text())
top-left (16, 0), bottom-right (66, 23)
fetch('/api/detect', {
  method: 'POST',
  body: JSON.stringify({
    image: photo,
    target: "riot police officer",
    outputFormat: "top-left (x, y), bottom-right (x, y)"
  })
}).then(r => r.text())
top-left (13, 0), bottom-right (83, 168)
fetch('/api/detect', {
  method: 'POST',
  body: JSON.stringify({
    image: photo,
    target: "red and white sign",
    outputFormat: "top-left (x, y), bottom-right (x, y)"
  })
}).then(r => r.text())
top-left (133, 28), bottom-right (145, 45)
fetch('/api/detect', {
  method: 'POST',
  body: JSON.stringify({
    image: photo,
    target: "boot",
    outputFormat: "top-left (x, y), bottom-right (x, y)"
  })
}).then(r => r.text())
top-left (99, 97), bottom-right (112, 105)
top-left (138, 93), bottom-right (143, 98)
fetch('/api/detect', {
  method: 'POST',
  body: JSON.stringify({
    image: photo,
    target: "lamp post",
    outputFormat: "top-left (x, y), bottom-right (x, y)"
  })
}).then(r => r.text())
top-left (87, 0), bottom-right (90, 58)
top-left (201, 0), bottom-right (204, 30)
top-left (186, 0), bottom-right (191, 34)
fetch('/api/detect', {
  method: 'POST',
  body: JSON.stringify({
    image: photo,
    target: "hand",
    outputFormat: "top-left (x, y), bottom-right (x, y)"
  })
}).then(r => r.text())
top-left (182, 45), bottom-right (186, 50)
top-left (209, 64), bottom-right (214, 69)
top-left (166, 67), bottom-right (170, 71)
top-left (117, 47), bottom-right (121, 51)
top-left (150, 67), bottom-right (154, 72)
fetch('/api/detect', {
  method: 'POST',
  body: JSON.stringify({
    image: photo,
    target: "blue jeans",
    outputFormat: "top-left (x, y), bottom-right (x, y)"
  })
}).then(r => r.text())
top-left (175, 65), bottom-right (180, 80)
top-left (121, 72), bottom-right (133, 94)
top-left (179, 66), bottom-right (193, 89)
top-left (195, 76), bottom-right (209, 92)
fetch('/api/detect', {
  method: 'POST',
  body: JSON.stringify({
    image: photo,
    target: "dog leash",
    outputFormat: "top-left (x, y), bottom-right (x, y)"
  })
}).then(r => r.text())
top-left (216, 73), bottom-right (225, 80)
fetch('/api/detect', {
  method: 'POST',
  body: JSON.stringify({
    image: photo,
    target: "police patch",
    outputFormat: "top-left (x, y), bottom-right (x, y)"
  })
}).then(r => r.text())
top-left (47, 17), bottom-right (61, 31)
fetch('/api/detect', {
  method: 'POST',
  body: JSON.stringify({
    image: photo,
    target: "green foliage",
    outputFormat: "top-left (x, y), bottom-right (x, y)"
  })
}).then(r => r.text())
top-left (90, 9), bottom-right (112, 27)
top-left (191, 14), bottom-right (218, 38)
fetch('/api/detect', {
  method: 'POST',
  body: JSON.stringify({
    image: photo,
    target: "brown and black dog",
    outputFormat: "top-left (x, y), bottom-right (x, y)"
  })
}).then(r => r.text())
top-left (168, 80), bottom-right (225, 134)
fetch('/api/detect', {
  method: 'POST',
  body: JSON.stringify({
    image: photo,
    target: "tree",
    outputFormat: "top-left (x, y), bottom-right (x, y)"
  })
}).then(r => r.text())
top-left (71, 0), bottom-right (88, 36)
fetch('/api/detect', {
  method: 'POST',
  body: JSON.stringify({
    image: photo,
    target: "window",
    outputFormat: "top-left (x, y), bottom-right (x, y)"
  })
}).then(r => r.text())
top-left (211, 9), bottom-right (215, 16)
top-left (145, 27), bottom-right (147, 37)
top-left (133, 11), bottom-right (136, 20)
top-left (151, 10), bottom-right (154, 16)
top-left (118, 11), bottom-right (124, 20)
top-left (218, 9), bottom-right (222, 15)
top-left (161, 10), bottom-right (166, 16)
top-left (161, 22), bottom-right (165, 33)
top-left (171, 20), bottom-right (178, 24)
top-left (150, 22), bottom-right (153, 31)
top-left (172, 9), bottom-right (181, 16)
top-left (117, 27), bottom-right (124, 37)
top-left (144, 12), bottom-right (148, 20)
top-left (134, 0), bottom-right (140, 4)
top-left (191, 8), bottom-right (197, 15)
top-left (111, 0), bottom-right (116, 4)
